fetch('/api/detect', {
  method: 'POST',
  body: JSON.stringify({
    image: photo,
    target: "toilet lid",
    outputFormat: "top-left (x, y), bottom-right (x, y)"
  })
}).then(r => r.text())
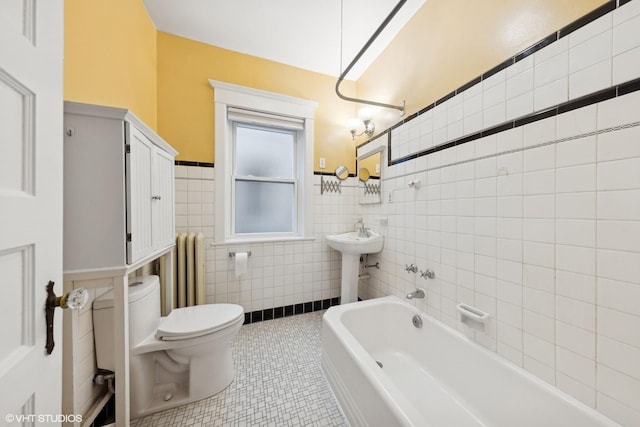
top-left (156, 304), bottom-right (244, 341)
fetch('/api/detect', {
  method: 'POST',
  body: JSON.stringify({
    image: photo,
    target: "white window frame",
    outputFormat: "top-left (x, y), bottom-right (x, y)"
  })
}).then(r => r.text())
top-left (210, 79), bottom-right (317, 243)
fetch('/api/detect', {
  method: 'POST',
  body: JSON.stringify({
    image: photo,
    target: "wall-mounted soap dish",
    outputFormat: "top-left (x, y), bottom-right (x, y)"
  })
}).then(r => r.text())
top-left (456, 303), bottom-right (490, 332)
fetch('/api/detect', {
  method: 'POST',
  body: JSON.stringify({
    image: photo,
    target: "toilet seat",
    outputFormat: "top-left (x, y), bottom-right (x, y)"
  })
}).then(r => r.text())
top-left (156, 304), bottom-right (244, 341)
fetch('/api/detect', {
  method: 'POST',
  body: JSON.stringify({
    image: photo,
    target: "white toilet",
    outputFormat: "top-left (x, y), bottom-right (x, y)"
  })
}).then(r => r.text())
top-left (93, 275), bottom-right (244, 418)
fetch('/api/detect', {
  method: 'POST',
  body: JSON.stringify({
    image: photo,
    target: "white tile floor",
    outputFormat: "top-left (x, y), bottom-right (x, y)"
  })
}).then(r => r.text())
top-left (131, 311), bottom-right (349, 426)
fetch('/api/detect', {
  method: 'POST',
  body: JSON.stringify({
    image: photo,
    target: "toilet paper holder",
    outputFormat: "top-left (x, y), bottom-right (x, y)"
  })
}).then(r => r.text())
top-left (228, 251), bottom-right (252, 258)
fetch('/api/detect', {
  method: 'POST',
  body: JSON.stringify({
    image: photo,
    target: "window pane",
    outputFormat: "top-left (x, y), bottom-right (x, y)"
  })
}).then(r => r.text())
top-left (235, 181), bottom-right (294, 233)
top-left (236, 126), bottom-right (294, 178)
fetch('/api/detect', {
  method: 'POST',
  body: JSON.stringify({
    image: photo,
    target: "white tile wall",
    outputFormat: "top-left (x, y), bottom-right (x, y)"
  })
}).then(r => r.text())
top-left (175, 165), bottom-right (353, 313)
top-left (612, 1), bottom-right (640, 87)
top-left (359, 2), bottom-right (640, 426)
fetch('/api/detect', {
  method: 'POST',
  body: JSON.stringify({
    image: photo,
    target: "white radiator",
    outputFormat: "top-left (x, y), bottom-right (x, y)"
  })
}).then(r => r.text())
top-left (175, 232), bottom-right (206, 307)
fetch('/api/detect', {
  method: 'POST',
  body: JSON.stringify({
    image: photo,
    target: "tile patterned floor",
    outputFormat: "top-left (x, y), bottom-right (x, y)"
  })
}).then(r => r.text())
top-left (131, 310), bottom-right (349, 427)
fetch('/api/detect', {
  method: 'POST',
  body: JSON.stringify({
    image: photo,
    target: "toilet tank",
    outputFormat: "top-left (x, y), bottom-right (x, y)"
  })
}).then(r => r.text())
top-left (93, 275), bottom-right (161, 371)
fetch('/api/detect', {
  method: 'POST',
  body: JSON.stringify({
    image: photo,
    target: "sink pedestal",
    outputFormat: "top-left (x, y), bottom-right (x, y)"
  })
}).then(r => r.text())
top-left (325, 230), bottom-right (384, 305)
top-left (340, 253), bottom-right (360, 304)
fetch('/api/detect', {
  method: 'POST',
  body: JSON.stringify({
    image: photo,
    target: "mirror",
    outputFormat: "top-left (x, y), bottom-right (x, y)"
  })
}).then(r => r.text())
top-left (358, 167), bottom-right (370, 182)
top-left (335, 165), bottom-right (349, 180)
top-left (356, 146), bottom-right (384, 204)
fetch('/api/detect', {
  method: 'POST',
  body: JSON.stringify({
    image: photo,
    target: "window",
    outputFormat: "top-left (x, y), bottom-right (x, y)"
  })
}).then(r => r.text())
top-left (210, 80), bottom-right (317, 242)
top-left (233, 123), bottom-right (296, 235)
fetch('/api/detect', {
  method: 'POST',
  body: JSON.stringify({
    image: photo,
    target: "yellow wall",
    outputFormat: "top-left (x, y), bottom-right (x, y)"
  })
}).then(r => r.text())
top-left (64, 0), bottom-right (158, 129)
top-left (64, 0), bottom-right (609, 170)
top-left (357, 0), bottom-right (608, 117)
top-left (156, 32), bottom-right (358, 171)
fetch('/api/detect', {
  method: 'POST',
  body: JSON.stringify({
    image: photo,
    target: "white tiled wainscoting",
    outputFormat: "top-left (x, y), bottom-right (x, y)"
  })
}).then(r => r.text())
top-left (175, 165), bottom-right (358, 316)
top-left (358, 2), bottom-right (640, 425)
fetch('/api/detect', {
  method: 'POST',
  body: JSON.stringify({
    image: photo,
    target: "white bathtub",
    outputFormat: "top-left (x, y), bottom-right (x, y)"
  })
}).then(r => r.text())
top-left (321, 296), bottom-right (620, 427)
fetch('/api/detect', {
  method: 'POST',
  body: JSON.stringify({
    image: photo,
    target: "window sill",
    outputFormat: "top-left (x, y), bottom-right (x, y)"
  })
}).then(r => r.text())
top-left (211, 236), bottom-right (316, 246)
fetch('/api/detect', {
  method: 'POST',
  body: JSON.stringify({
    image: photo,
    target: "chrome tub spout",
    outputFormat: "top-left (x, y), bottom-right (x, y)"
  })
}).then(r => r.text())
top-left (406, 288), bottom-right (425, 300)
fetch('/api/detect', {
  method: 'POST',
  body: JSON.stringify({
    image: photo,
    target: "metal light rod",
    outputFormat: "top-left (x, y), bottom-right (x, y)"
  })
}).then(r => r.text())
top-left (335, 0), bottom-right (407, 114)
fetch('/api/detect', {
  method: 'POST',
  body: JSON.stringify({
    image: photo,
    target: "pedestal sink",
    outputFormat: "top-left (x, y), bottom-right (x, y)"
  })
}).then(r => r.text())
top-left (326, 231), bottom-right (384, 304)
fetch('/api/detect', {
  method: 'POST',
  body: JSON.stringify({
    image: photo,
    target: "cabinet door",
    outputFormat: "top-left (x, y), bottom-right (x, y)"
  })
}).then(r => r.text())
top-left (152, 147), bottom-right (175, 249)
top-left (126, 124), bottom-right (154, 264)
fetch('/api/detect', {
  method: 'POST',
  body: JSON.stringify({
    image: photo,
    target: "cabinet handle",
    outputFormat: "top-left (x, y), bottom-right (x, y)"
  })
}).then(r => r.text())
top-left (152, 195), bottom-right (162, 200)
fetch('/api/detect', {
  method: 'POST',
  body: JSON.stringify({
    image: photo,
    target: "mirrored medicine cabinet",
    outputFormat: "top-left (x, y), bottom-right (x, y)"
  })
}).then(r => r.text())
top-left (356, 146), bottom-right (384, 204)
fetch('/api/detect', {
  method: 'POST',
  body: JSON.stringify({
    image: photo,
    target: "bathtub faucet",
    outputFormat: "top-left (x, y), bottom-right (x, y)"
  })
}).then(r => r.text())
top-left (405, 264), bottom-right (418, 273)
top-left (406, 288), bottom-right (426, 300)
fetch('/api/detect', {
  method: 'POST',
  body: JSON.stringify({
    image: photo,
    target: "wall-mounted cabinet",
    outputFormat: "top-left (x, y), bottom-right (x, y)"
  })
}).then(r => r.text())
top-left (357, 145), bottom-right (384, 204)
top-left (63, 102), bottom-right (178, 273)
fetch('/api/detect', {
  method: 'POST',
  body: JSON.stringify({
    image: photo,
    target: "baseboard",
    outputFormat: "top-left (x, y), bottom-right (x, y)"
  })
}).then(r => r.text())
top-left (243, 297), bottom-right (341, 324)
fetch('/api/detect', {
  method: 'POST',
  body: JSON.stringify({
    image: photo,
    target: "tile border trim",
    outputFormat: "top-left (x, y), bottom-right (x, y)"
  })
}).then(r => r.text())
top-left (175, 160), bottom-right (215, 168)
top-left (313, 171), bottom-right (356, 178)
top-left (243, 297), bottom-right (341, 324)
top-left (354, 0), bottom-right (638, 162)
top-left (388, 77), bottom-right (640, 166)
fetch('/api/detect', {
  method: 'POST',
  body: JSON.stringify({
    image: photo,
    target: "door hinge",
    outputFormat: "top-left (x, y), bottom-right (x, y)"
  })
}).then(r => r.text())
top-left (125, 144), bottom-right (131, 154)
top-left (126, 233), bottom-right (132, 242)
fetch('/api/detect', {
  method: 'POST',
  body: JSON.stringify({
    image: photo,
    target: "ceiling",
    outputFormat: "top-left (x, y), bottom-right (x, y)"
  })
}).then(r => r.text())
top-left (143, 0), bottom-right (425, 80)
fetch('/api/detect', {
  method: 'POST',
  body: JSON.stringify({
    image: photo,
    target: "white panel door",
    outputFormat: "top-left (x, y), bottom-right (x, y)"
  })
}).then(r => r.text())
top-left (0, 0), bottom-right (64, 425)
top-left (126, 125), bottom-right (154, 264)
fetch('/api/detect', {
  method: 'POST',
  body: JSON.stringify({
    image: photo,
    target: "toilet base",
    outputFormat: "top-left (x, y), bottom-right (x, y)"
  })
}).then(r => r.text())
top-left (131, 345), bottom-right (236, 419)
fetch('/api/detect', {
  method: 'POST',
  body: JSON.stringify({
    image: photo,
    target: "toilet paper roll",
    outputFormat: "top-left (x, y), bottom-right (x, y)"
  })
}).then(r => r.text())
top-left (235, 252), bottom-right (248, 277)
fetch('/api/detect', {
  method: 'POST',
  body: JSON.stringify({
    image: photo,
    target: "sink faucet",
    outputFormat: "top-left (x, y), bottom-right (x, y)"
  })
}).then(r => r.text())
top-left (355, 218), bottom-right (369, 237)
top-left (406, 288), bottom-right (426, 300)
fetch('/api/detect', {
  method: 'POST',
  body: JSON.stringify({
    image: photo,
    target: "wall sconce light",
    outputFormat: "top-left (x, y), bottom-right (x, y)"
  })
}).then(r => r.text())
top-left (348, 107), bottom-right (376, 140)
